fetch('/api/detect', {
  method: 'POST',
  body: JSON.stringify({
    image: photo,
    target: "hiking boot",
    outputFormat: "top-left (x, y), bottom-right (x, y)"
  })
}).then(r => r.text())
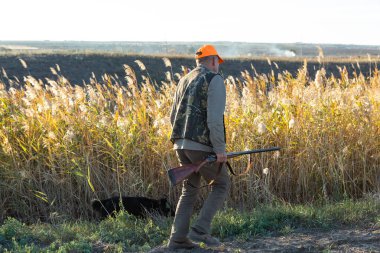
top-left (167, 238), bottom-right (198, 250)
top-left (188, 228), bottom-right (221, 247)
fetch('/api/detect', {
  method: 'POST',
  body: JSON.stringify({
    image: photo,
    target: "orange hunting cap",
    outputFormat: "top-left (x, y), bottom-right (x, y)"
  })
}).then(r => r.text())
top-left (195, 44), bottom-right (224, 64)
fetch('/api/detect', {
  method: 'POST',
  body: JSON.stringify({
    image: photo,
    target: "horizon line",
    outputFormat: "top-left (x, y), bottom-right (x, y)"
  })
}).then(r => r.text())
top-left (1, 40), bottom-right (380, 47)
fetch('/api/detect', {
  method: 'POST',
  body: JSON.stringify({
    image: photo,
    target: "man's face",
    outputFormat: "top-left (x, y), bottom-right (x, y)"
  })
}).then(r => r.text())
top-left (212, 56), bottom-right (220, 73)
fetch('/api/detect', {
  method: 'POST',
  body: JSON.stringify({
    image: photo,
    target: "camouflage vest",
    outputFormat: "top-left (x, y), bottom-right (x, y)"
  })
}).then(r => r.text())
top-left (170, 66), bottom-right (222, 147)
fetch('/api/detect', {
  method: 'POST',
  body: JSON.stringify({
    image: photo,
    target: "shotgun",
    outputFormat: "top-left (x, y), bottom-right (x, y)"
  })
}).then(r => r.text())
top-left (167, 147), bottom-right (281, 186)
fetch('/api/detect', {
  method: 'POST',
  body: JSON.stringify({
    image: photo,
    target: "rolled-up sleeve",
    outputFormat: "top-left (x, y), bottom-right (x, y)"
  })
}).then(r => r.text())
top-left (207, 75), bottom-right (226, 154)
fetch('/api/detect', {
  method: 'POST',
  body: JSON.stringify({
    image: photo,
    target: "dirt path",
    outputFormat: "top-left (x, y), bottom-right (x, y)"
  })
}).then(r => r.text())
top-left (150, 226), bottom-right (380, 253)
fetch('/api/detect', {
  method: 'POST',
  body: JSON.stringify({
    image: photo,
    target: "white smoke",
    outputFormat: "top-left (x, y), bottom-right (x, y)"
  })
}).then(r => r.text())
top-left (209, 45), bottom-right (297, 57)
top-left (283, 50), bottom-right (296, 57)
top-left (268, 47), bottom-right (296, 57)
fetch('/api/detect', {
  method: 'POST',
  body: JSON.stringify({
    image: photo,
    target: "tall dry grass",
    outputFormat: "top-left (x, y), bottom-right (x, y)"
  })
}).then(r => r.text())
top-left (0, 58), bottom-right (379, 222)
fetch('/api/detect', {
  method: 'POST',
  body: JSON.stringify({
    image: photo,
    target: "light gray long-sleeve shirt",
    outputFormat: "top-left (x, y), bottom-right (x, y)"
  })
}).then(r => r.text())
top-left (173, 73), bottom-right (226, 154)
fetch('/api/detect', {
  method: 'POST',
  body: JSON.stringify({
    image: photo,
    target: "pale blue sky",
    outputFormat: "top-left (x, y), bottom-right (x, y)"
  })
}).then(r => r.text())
top-left (1, 0), bottom-right (379, 45)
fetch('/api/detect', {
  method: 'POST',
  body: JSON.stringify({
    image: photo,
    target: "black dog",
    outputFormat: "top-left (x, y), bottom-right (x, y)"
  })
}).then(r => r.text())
top-left (91, 196), bottom-right (175, 218)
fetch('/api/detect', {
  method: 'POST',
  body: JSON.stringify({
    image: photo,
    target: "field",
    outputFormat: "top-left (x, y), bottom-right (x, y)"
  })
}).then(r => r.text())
top-left (0, 52), bottom-right (379, 86)
top-left (0, 48), bottom-right (379, 251)
top-left (1, 40), bottom-right (379, 85)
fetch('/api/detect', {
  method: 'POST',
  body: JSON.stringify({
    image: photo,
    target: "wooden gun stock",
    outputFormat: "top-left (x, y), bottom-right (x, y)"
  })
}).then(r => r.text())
top-left (167, 156), bottom-right (215, 186)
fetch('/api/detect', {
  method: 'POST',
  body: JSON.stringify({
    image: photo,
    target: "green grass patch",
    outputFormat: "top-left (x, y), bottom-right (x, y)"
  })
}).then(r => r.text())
top-left (0, 198), bottom-right (378, 252)
top-left (213, 197), bottom-right (380, 239)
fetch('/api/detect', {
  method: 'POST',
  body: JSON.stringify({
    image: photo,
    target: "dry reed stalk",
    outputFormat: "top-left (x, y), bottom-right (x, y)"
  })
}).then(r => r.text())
top-left (0, 62), bottom-right (379, 222)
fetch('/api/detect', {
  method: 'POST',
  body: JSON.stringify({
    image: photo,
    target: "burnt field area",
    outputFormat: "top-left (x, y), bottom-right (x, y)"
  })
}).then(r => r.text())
top-left (0, 53), bottom-right (378, 86)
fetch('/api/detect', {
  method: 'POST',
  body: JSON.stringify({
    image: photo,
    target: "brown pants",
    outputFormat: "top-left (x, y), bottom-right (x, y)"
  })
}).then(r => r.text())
top-left (170, 149), bottom-right (231, 241)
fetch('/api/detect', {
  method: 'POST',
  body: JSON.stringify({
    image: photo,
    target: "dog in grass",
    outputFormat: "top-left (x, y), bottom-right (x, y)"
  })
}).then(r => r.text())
top-left (91, 196), bottom-right (175, 218)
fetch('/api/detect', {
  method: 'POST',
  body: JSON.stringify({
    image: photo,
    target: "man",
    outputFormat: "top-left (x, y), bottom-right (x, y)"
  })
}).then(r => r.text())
top-left (167, 45), bottom-right (230, 249)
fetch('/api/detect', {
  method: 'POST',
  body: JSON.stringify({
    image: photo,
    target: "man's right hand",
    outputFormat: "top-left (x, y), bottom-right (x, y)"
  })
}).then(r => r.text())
top-left (216, 152), bottom-right (227, 163)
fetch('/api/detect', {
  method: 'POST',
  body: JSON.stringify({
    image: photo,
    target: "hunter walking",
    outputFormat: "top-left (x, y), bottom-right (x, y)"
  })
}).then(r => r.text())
top-left (167, 45), bottom-right (230, 249)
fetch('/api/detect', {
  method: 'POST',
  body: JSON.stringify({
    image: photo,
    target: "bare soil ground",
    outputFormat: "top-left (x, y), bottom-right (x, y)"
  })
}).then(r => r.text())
top-left (150, 226), bottom-right (380, 253)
